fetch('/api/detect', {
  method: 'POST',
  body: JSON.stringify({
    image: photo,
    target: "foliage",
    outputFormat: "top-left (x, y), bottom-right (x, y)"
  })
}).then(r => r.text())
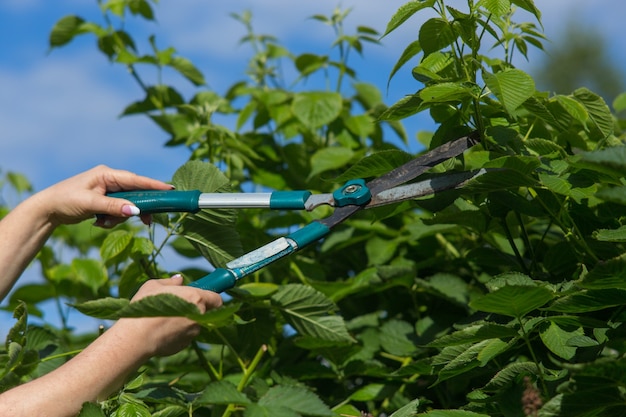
top-left (3, 0), bottom-right (626, 416)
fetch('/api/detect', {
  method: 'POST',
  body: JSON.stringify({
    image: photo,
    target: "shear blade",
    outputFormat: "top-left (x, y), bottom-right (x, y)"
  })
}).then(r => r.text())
top-left (367, 169), bottom-right (487, 208)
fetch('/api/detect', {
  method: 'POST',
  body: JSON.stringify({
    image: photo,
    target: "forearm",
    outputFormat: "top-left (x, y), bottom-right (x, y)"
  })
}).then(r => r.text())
top-left (0, 193), bottom-right (57, 301)
top-left (0, 320), bottom-right (152, 417)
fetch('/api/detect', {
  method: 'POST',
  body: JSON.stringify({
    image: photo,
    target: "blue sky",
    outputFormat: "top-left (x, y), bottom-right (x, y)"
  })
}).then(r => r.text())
top-left (1, 0), bottom-right (625, 332)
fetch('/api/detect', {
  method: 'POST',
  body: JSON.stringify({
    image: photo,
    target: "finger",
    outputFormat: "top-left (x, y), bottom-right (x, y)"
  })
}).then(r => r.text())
top-left (103, 168), bottom-right (173, 193)
top-left (93, 214), bottom-right (126, 229)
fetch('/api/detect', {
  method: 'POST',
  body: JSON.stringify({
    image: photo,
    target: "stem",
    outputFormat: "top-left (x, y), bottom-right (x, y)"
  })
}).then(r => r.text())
top-left (191, 341), bottom-right (220, 381)
top-left (41, 348), bottom-right (83, 362)
top-left (517, 316), bottom-right (548, 395)
top-left (501, 217), bottom-right (530, 275)
top-left (515, 211), bottom-right (536, 276)
top-left (222, 344), bottom-right (268, 417)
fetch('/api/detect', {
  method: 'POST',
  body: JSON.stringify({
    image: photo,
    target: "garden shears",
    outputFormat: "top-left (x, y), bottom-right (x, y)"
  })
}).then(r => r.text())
top-left (109, 132), bottom-right (483, 293)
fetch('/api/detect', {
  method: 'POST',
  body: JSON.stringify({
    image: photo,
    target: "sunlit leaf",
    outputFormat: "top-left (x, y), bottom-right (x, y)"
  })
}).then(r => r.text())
top-left (388, 40), bottom-right (421, 87)
top-left (483, 69), bottom-right (535, 115)
top-left (574, 88), bottom-right (613, 141)
top-left (308, 147), bottom-right (354, 179)
top-left (291, 91), bottom-right (342, 129)
top-left (72, 258), bottom-right (107, 294)
top-left (100, 230), bottom-right (133, 263)
top-left (169, 56), bottom-right (206, 86)
top-left (383, 0), bottom-right (436, 37)
top-left (419, 18), bottom-right (456, 56)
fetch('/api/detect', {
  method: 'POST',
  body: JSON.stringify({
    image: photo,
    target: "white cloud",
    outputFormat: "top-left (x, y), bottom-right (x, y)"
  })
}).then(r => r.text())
top-left (0, 50), bottom-right (188, 190)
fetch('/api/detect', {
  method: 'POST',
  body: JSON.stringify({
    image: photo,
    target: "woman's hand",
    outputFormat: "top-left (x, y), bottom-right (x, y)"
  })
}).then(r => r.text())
top-left (33, 165), bottom-right (173, 228)
top-left (114, 275), bottom-right (223, 357)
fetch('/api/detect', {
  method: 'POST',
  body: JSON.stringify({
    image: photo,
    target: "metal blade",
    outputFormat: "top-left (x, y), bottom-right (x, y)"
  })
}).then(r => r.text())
top-left (318, 132), bottom-right (480, 229)
top-left (366, 169), bottom-right (487, 208)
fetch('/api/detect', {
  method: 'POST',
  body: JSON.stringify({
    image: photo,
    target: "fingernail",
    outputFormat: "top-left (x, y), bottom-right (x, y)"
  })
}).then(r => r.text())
top-left (122, 205), bottom-right (141, 216)
top-left (172, 273), bottom-right (182, 279)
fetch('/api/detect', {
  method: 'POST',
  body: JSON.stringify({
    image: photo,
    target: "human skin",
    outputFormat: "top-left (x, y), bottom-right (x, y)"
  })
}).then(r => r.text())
top-left (0, 165), bottom-right (223, 416)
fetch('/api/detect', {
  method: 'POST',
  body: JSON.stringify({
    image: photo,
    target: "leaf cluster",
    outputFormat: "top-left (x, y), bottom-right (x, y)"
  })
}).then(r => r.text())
top-left (3, 0), bottom-right (626, 416)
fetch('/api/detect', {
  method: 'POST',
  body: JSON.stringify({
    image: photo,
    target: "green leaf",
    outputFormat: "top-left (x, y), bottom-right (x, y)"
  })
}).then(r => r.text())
top-left (271, 284), bottom-right (355, 344)
top-left (579, 146), bottom-right (626, 175)
top-left (555, 95), bottom-right (588, 124)
top-left (389, 399), bottom-right (420, 417)
top-left (174, 161), bottom-right (242, 266)
top-left (417, 410), bottom-right (490, 417)
top-left (596, 186), bottom-right (626, 205)
top-left (295, 53), bottom-right (328, 77)
top-left (613, 92), bottom-right (626, 113)
top-left (479, 0), bottom-right (512, 17)
top-left (548, 289), bottom-right (626, 313)
top-left (334, 149), bottom-right (413, 183)
top-left (380, 319), bottom-right (418, 356)
top-left (291, 92), bottom-right (343, 129)
top-left (379, 94), bottom-right (424, 121)
top-left (580, 254), bottom-right (626, 289)
top-left (573, 87), bottom-right (613, 141)
top-left (419, 82), bottom-right (477, 103)
top-left (383, 0), bottom-right (436, 37)
top-left (388, 40), bottom-right (422, 87)
top-left (482, 361), bottom-right (538, 392)
top-left (114, 403), bottom-right (151, 417)
top-left (77, 402), bottom-right (106, 417)
top-left (73, 293), bottom-right (230, 321)
top-left (308, 147), bottom-right (354, 179)
top-left (419, 18), bottom-right (456, 56)
top-left (427, 324), bottom-right (517, 348)
top-left (72, 258), bottom-right (107, 294)
top-left (243, 404), bottom-right (299, 417)
top-left (6, 172), bottom-right (33, 193)
top-left (539, 321), bottom-right (583, 360)
top-left (593, 226), bottom-right (626, 242)
top-left (100, 230), bottom-right (133, 263)
top-left (196, 380), bottom-right (251, 406)
top-left (469, 286), bottom-right (554, 318)
top-left (258, 385), bottom-right (333, 417)
top-left (509, 0), bottom-right (541, 21)
top-left (121, 86), bottom-right (185, 115)
top-left (169, 56), bottom-right (206, 86)
top-left (483, 69), bottom-right (535, 115)
top-left (49, 15), bottom-right (85, 48)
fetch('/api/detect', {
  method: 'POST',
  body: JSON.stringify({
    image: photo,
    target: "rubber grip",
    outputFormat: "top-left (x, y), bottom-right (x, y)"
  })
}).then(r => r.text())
top-left (269, 191), bottom-right (312, 209)
top-left (188, 268), bottom-right (237, 293)
top-left (108, 190), bottom-right (202, 214)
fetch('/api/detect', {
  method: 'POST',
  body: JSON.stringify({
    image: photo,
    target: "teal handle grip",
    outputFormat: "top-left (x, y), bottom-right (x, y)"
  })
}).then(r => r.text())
top-left (188, 268), bottom-right (237, 293)
top-left (269, 191), bottom-right (312, 209)
top-left (108, 190), bottom-right (202, 214)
